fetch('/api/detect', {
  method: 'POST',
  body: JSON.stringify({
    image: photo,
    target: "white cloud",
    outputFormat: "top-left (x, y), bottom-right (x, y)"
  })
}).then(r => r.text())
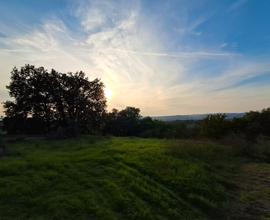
top-left (0, 0), bottom-right (269, 116)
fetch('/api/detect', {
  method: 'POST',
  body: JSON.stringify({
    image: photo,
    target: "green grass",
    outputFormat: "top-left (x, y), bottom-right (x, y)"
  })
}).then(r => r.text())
top-left (0, 136), bottom-right (247, 219)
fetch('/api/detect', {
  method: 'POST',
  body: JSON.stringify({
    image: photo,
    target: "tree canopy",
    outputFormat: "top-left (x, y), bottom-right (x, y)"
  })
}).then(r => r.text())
top-left (4, 65), bottom-right (106, 135)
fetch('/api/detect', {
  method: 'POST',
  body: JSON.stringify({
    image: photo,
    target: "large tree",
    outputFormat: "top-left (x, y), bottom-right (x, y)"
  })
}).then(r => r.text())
top-left (4, 64), bottom-right (106, 135)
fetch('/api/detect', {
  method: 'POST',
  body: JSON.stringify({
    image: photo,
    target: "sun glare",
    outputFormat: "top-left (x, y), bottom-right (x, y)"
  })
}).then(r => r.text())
top-left (104, 87), bottom-right (113, 99)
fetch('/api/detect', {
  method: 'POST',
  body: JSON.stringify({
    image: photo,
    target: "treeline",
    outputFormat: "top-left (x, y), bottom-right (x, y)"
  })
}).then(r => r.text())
top-left (200, 110), bottom-right (270, 141)
top-left (2, 65), bottom-right (270, 141)
top-left (104, 108), bottom-right (270, 141)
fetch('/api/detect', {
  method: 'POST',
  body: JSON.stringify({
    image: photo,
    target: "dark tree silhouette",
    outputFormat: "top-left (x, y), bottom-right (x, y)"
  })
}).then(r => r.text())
top-left (200, 113), bottom-right (229, 138)
top-left (241, 108), bottom-right (270, 141)
top-left (0, 135), bottom-right (6, 157)
top-left (3, 65), bottom-right (270, 141)
top-left (104, 107), bottom-right (141, 136)
top-left (4, 65), bottom-right (106, 135)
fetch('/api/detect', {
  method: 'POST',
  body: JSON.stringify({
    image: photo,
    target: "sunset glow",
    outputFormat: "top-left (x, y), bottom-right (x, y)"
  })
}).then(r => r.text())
top-left (0, 0), bottom-right (270, 116)
top-left (104, 87), bottom-right (113, 100)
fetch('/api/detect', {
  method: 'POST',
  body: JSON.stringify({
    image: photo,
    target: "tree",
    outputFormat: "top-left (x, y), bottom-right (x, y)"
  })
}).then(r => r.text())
top-left (200, 114), bottom-right (229, 138)
top-left (104, 107), bottom-right (141, 136)
top-left (104, 108), bottom-right (119, 135)
top-left (242, 108), bottom-right (270, 141)
top-left (260, 108), bottom-right (270, 136)
top-left (4, 64), bottom-right (106, 135)
top-left (117, 107), bottom-right (141, 136)
top-left (58, 72), bottom-right (106, 134)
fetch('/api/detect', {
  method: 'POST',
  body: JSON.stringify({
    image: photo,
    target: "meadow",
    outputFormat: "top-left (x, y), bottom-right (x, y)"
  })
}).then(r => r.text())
top-left (0, 136), bottom-right (269, 220)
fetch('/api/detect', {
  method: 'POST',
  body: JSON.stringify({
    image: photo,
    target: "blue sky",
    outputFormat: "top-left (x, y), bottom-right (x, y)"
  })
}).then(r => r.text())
top-left (0, 0), bottom-right (269, 115)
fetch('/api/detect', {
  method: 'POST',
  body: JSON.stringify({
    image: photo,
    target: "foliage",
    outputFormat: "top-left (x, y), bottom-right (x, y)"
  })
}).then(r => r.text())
top-left (241, 108), bottom-right (270, 141)
top-left (200, 114), bottom-right (229, 138)
top-left (0, 134), bottom-right (6, 156)
top-left (104, 109), bottom-right (199, 139)
top-left (3, 65), bottom-right (270, 142)
top-left (102, 107), bottom-right (270, 141)
top-left (198, 109), bottom-right (270, 141)
top-left (4, 65), bottom-right (106, 136)
top-left (104, 107), bottom-right (141, 136)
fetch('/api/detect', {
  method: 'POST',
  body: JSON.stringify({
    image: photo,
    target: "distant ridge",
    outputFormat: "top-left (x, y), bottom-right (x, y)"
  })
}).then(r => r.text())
top-left (151, 113), bottom-right (245, 121)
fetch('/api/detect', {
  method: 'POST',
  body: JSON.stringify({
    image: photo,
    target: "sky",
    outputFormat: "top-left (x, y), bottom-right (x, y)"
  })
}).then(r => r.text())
top-left (0, 0), bottom-right (270, 116)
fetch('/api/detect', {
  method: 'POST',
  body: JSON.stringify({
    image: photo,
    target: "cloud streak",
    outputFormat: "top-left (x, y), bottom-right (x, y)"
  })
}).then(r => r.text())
top-left (228, 0), bottom-right (248, 12)
top-left (104, 48), bottom-right (236, 59)
top-left (0, 0), bottom-right (269, 116)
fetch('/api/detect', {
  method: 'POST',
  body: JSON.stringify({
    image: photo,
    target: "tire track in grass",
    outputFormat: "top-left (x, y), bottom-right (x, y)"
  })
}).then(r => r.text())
top-left (114, 159), bottom-right (206, 219)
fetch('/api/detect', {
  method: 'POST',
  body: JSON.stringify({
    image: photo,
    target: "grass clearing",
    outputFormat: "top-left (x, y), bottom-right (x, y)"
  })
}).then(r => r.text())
top-left (0, 136), bottom-right (268, 219)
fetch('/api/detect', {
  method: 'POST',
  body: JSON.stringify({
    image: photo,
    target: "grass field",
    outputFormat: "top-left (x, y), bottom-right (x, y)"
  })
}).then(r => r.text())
top-left (0, 136), bottom-right (269, 220)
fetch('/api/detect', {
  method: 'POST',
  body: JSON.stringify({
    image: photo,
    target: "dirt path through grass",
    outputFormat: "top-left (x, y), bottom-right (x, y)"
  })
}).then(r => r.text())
top-left (230, 163), bottom-right (270, 220)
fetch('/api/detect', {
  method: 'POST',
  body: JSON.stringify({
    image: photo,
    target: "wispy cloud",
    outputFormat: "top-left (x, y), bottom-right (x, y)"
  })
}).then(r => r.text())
top-left (105, 48), bottom-right (236, 59)
top-left (228, 0), bottom-right (248, 12)
top-left (0, 0), bottom-right (269, 115)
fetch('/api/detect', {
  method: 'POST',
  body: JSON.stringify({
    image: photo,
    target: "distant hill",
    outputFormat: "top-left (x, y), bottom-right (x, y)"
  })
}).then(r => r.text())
top-left (152, 113), bottom-right (245, 121)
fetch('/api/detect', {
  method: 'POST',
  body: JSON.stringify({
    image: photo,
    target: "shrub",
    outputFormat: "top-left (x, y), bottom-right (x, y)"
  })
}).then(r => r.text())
top-left (200, 114), bottom-right (229, 138)
top-left (0, 135), bottom-right (6, 156)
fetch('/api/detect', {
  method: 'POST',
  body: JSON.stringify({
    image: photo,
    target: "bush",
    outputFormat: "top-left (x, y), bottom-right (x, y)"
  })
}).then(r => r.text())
top-left (200, 114), bottom-right (230, 138)
top-left (0, 135), bottom-right (6, 156)
top-left (47, 122), bottom-right (80, 139)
